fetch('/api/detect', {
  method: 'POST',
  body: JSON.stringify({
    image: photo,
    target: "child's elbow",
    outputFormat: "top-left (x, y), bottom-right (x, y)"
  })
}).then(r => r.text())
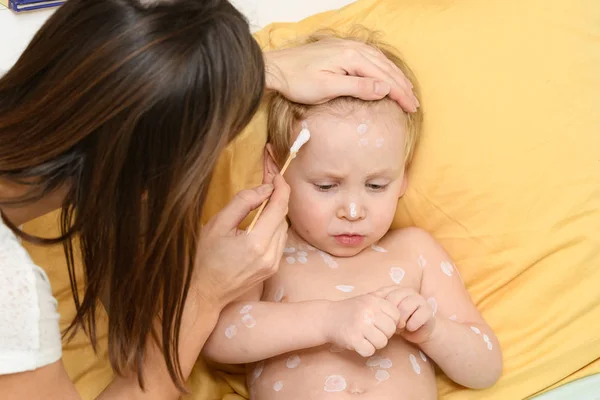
top-left (466, 356), bottom-right (503, 389)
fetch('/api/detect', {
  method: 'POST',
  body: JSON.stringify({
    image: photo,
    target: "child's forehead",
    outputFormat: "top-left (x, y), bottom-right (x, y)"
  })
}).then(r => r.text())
top-left (300, 104), bottom-right (406, 150)
top-left (292, 104), bottom-right (407, 173)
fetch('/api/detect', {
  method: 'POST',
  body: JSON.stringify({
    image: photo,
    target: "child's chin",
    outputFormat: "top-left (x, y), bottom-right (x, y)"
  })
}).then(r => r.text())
top-left (328, 245), bottom-right (368, 258)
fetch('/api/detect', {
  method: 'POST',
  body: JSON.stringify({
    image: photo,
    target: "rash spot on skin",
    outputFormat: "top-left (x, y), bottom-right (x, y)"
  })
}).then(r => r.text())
top-left (241, 314), bottom-right (256, 328)
top-left (225, 325), bottom-right (237, 339)
top-left (336, 285), bottom-right (354, 293)
top-left (239, 305), bottom-right (252, 314)
top-left (274, 287), bottom-right (284, 302)
top-left (286, 355), bottom-right (301, 369)
top-left (409, 354), bottom-right (421, 374)
top-left (324, 375), bottom-right (347, 392)
top-left (440, 261), bottom-right (454, 276)
top-left (375, 369), bottom-right (390, 382)
top-left (389, 267), bottom-right (405, 284)
top-left (357, 123), bottom-right (368, 134)
top-left (371, 244), bottom-right (387, 252)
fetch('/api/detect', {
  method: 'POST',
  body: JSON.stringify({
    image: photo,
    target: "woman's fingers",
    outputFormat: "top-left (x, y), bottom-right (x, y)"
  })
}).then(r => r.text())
top-left (250, 174), bottom-right (290, 241)
top-left (358, 49), bottom-right (419, 106)
top-left (322, 75), bottom-right (391, 102)
top-left (210, 183), bottom-right (274, 235)
top-left (346, 52), bottom-right (418, 112)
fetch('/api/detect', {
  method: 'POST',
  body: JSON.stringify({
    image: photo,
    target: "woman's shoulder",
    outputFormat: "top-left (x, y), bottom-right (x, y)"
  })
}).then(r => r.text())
top-left (0, 217), bottom-right (62, 375)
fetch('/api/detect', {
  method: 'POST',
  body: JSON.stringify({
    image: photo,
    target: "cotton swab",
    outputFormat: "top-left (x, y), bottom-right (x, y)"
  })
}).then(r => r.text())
top-left (246, 127), bottom-right (311, 234)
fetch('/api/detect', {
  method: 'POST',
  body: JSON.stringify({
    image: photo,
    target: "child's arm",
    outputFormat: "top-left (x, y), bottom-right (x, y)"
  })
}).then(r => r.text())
top-left (203, 282), bottom-right (402, 364)
top-left (384, 228), bottom-right (502, 389)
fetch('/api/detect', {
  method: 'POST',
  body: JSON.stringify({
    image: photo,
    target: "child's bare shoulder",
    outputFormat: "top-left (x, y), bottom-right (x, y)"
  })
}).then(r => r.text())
top-left (380, 227), bottom-right (440, 251)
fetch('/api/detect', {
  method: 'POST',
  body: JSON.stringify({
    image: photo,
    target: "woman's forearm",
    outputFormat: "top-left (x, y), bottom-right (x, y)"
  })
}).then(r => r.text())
top-left (98, 295), bottom-right (221, 400)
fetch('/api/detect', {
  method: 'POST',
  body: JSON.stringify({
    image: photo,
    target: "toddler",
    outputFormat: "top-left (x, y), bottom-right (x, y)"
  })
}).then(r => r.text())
top-left (204, 31), bottom-right (502, 399)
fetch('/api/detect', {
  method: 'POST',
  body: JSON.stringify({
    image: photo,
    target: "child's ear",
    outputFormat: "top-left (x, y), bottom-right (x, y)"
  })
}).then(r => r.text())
top-left (398, 175), bottom-right (408, 198)
top-left (263, 143), bottom-right (281, 185)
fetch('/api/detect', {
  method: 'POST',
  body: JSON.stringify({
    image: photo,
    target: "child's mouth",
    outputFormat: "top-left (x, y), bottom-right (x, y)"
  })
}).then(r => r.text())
top-left (334, 234), bottom-right (365, 246)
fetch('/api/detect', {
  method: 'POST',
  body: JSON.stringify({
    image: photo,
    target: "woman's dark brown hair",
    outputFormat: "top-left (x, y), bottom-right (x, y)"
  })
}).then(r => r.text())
top-left (0, 0), bottom-right (264, 390)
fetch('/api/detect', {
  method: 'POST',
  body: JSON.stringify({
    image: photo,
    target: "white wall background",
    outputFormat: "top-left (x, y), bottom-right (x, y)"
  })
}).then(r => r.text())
top-left (0, 0), bottom-right (356, 72)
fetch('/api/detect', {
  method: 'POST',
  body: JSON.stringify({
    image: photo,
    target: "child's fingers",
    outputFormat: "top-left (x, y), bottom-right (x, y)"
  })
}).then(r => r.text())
top-left (397, 295), bottom-right (421, 327)
top-left (373, 312), bottom-right (398, 338)
top-left (364, 326), bottom-right (389, 351)
top-left (354, 338), bottom-right (376, 358)
top-left (406, 305), bottom-right (432, 332)
top-left (378, 298), bottom-right (401, 324)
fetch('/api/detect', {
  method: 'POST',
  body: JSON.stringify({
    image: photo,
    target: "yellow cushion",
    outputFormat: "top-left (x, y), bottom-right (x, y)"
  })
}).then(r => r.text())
top-left (22, 0), bottom-right (600, 399)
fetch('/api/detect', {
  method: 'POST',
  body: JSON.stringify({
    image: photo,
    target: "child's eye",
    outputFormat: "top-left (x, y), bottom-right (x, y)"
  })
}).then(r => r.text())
top-left (366, 183), bottom-right (388, 191)
top-left (314, 184), bottom-right (335, 191)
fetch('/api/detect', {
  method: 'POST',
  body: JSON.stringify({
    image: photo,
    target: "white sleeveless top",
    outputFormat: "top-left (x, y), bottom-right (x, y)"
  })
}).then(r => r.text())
top-left (0, 217), bottom-right (62, 374)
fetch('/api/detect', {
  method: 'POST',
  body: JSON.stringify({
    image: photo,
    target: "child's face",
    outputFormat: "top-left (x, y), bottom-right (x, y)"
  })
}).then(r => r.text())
top-left (283, 104), bottom-right (408, 257)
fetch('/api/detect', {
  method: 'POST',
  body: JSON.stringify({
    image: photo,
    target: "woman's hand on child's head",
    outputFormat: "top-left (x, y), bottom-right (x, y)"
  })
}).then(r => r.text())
top-left (192, 175), bottom-right (290, 311)
top-left (324, 293), bottom-right (401, 357)
top-left (374, 286), bottom-right (437, 344)
top-left (264, 37), bottom-right (419, 112)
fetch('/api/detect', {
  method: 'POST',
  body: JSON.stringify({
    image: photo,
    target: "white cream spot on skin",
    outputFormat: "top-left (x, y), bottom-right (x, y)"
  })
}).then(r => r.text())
top-left (297, 251), bottom-right (308, 257)
top-left (320, 251), bottom-right (339, 268)
top-left (375, 369), bottom-right (390, 383)
top-left (440, 261), bottom-right (454, 277)
top-left (366, 355), bottom-right (383, 367)
top-left (274, 287), bottom-right (284, 302)
top-left (371, 244), bottom-right (388, 253)
top-left (239, 305), bottom-right (252, 314)
top-left (225, 325), bottom-right (237, 339)
top-left (330, 345), bottom-right (346, 353)
top-left (449, 314), bottom-right (458, 321)
top-left (306, 244), bottom-right (317, 251)
top-left (375, 138), bottom-right (385, 148)
top-left (286, 354), bottom-right (301, 369)
top-left (301, 120), bottom-right (308, 129)
top-left (379, 358), bottom-right (393, 369)
top-left (419, 351), bottom-right (427, 362)
top-left (241, 314), bottom-right (256, 328)
top-left (283, 247), bottom-right (295, 254)
top-left (418, 255), bottom-right (427, 269)
top-left (357, 123), bottom-right (368, 135)
top-left (324, 375), bottom-right (347, 392)
top-left (349, 202), bottom-right (357, 218)
top-left (297, 256), bottom-right (308, 264)
top-left (273, 381), bottom-right (284, 392)
top-left (471, 326), bottom-right (481, 335)
top-left (389, 267), bottom-right (405, 284)
top-left (427, 297), bottom-right (438, 316)
top-left (286, 256), bottom-right (295, 264)
top-left (336, 285), bottom-right (355, 293)
top-left (483, 334), bottom-right (490, 342)
top-left (251, 361), bottom-right (264, 385)
top-left (487, 341), bottom-right (493, 350)
top-left (409, 354), bottom-right (421, 375)
top-left (358, 137), bottom-right (369, 147)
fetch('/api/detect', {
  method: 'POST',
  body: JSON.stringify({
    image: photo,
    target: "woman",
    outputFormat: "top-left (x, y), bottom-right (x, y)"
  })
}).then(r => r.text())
top-left (0, 0), bottom-right (418, 398)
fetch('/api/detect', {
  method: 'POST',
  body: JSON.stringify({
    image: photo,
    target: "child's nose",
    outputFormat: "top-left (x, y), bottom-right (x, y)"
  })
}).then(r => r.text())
top-left (337, 201), bottom-right (364, 221)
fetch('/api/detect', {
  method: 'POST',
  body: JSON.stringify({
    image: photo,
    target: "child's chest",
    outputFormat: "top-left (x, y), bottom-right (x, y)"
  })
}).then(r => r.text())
top-left (262, 243), bottom-right (423, 303)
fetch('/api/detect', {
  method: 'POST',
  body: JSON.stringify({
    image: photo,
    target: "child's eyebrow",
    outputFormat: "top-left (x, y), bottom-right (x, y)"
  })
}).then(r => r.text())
top-left (365, 168), bottom-right (399, 179)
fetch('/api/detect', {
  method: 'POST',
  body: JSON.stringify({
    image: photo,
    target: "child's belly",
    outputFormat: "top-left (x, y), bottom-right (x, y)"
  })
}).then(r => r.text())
top-left (249, 339), bottom-right (437, 400)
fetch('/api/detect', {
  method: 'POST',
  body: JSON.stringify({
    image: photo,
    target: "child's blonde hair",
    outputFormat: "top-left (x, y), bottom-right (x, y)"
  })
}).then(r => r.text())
top-left (267, 27), bottom-right (423, 167)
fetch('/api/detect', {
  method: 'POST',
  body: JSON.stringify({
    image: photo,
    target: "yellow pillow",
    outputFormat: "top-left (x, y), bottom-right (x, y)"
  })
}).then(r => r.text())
top-left (23, 0), bottom-right (600, 399)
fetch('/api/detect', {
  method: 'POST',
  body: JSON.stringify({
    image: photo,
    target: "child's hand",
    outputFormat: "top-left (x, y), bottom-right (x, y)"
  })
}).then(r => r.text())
top-left (374, 286), bottom-right (436, 344)
top-left (324, 293), bottom-right (401, 357)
